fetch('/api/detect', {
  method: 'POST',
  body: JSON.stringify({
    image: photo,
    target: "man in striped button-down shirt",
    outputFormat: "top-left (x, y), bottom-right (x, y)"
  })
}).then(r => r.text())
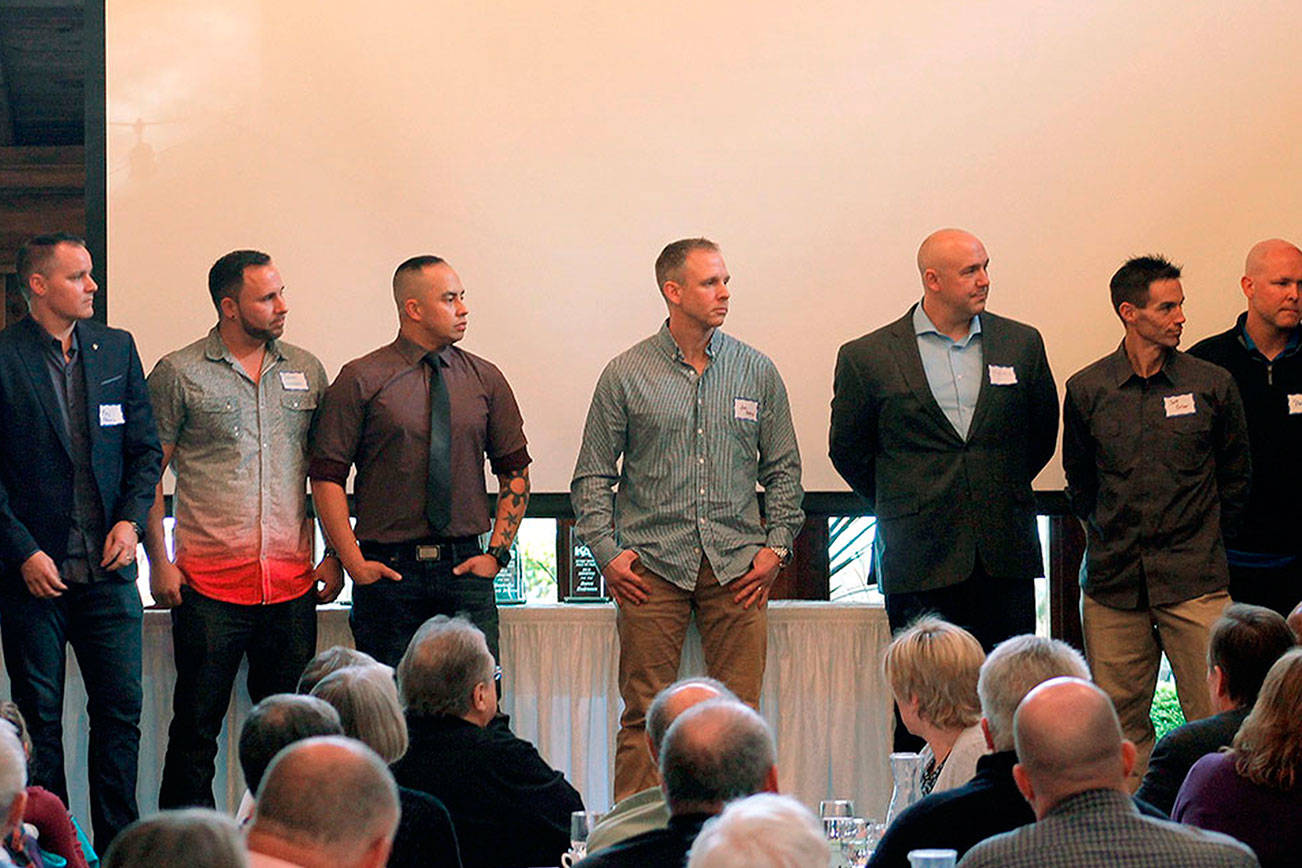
top-left (571, 238), bottom-right (804, 801)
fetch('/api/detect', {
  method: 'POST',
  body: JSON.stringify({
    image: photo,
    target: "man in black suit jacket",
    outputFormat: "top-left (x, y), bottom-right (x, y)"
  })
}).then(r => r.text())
top-left (0, 234), bottom-right (161, 849)
top-left (1136, 602), bottom-right (1296, 814)
top-left (830, 229), bottom-right (1058, 651)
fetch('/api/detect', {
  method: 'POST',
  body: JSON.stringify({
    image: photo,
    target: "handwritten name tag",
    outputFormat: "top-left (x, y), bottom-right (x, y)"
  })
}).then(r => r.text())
top-left (1164, 393), bottom-right (1196, 417)
top-left (734, 398), bottom-right (759, 421)
top-left (279, 371), bottom-right (309, 391)
top-left (1288, 394), bottom-right (1302, 415)
top-left (988, 365), bottom-right (1017, 386)
top-left (99, 403), bottom-right (125, 426)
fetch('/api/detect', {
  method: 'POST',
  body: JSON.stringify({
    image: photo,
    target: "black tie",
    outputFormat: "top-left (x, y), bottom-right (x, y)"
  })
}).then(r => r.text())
top-left (425, 352), bottom-right (452, 532)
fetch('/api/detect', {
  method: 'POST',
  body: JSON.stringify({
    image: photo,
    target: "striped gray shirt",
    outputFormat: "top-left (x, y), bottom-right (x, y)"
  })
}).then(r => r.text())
top-left (571, 322), bottom-right (804, 590)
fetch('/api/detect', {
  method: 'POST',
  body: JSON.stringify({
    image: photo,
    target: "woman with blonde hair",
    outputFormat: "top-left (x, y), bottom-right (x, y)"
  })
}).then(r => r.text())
top-left (881, 616), bottom-right (988, 795)
top-left (1174, 648), bottom-right (1302, 867)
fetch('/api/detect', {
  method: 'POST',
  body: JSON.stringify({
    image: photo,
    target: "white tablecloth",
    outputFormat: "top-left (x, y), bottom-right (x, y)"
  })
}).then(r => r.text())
top-left (1, 601), bottom-right (894, 822)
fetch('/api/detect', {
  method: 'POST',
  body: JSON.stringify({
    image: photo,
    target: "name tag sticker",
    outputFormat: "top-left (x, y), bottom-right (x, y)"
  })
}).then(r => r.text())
top-left (734, 397), bottom-right (759, 421)
top-left (1289, 394), bottom-right (1302, 415)
top-left (1164, 393), bottom-right (1196, 418)
top-left (99, 403), bottom-right (125, 427)
top-left (279, 371), bottom-right (309, 391)
top-left (988, 365), bottom-right (1018, 386)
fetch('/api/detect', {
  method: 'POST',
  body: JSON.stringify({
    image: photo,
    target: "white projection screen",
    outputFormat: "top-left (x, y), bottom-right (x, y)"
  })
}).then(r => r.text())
top-left (107, 0), bottom-right (1302, 492)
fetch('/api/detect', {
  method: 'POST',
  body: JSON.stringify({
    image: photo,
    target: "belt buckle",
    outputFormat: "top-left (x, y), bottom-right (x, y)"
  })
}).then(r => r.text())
top-left (416, 544), bottom-right (442, 561)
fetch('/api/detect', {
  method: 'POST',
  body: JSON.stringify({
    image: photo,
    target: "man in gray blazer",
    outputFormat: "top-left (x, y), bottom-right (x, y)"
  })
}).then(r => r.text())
top-left (829, 229), bottom-right (1058, 651)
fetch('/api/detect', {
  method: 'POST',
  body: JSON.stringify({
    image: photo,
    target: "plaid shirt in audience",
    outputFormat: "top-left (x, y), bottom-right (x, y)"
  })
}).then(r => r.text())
top-left (958, 788), bottom-right (1259, 868)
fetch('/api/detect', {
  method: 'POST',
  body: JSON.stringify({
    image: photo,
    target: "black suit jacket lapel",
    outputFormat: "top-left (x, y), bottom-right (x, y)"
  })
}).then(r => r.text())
top-left (889, 308), bottom-right (963, 443)
top-left (15, 317), bottom-right (72, 458)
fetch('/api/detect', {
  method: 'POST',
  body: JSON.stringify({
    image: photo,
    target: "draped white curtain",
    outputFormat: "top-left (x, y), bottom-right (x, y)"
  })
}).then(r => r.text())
top-left (1, 602), bottom-right (894, 824)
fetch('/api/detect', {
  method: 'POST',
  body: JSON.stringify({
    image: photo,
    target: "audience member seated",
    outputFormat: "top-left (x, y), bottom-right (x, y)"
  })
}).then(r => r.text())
top-left (882, 617), bottom-right (989, 795)
top-left (0, 721), bottom-right (35, 867)
top-left (245, 736), bottom-right (399, 868)
top-left (0, 702), bottom-right (90, 868)
top-left (310, 664), bottom-right (462, 867)
top-left (869, 635), bottom-right (1088, 867)
top-left (586, 677), bottom-right (736, 856)
top-left (1288, 600), bottom-right (1302, 641)
top-left (390, 616), bottom-right (583, 868)
top-left (103, 808), bottom-right (247, 868)
top-left (686, 793), bottom-right (827, 868)
top-left (1173, 648), bottom-right (1302, 867)
top-left (296, 646), bottom-right (383, 695)
top-left (1137, 603), bottom-right (1296, 814)
top-left (958, 677), bottom-right (1256, 867)
top-left (236, 694), bottom-right (344, 824)
top-left (577, 700), bottom-right (779, 868)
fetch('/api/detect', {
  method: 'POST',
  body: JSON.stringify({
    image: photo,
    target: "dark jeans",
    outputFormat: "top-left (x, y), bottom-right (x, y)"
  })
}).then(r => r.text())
top-left (1228, 560), bottom-right (1302, 620)
top-left (0, 577), bottom-right (142, 851)
top-left (884, 562), bottom-right (1035, 750)
top-left (350, 555), bottom-right (499, 669)
top-left (158, 586), bottom-right (316, 809)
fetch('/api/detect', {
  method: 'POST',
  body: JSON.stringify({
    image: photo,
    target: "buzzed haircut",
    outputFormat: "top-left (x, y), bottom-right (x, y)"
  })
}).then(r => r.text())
top-left (1209, 603), bottom-right (1297, 708)
top-left (660, 700), bottom-right (775, 811)
top-left (655, 238), bottom-right (718, 292)
top-left (254, 737), bottom-right (399, 855)
top-left (397, 615), bottom-right (494, 717)
top-left (977, 635), bottom-right (1089, 752)
top-left (647, 677), bottom-right (737, 753)
top-left (238, 694), bottom-right (342, 795)
top-left (392, 254), bottom-right (446, 291)
top-left (208, 249), bottom-right (271, 312)
top-left (15, 232), bottom-right (86, 298)
top-left (298, 645), bottom-right (383, 694)
top-left (1109, 254), bottom-right (1181, 315)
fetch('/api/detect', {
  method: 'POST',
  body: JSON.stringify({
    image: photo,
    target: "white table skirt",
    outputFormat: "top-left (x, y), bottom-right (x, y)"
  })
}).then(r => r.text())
top-left (1, 601), bottom-right (894, 823)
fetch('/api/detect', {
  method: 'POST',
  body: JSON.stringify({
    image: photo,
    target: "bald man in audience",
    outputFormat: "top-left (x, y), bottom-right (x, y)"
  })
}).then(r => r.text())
top-left (576, 700), bottom-right (779, 868)
top-left (586, 677), bottom-right (737, 855)
top-left (310, 255), bottom-right (530, 667)
top-left (831, 229), bottom-right (1057, 655)
top-left (245, 736), bottom-right (400, 868)
top-left (958, 678), bottom-right (1257, 867)
top-left (1189, 239), bottom-right (1302, 618)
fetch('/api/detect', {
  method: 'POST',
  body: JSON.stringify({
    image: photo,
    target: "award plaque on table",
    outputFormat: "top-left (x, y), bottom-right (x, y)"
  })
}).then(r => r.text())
top-left (566, 540), bottom-right (607, 602)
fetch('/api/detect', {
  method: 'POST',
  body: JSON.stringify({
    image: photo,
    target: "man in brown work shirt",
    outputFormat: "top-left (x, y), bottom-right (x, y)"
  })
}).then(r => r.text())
top-left (309, 255), bottom-right (530, 666)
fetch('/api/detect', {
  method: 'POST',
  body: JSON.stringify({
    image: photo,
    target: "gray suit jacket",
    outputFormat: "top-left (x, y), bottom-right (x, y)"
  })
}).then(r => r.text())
top-left (829, 307), bottom-right (1057, 594)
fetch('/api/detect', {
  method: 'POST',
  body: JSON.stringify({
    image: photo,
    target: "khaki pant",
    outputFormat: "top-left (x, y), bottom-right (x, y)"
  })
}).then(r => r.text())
top-left (1081, 590), bottom-right (1231, 789)
top-left (612, 557), bottom-right (766, 801)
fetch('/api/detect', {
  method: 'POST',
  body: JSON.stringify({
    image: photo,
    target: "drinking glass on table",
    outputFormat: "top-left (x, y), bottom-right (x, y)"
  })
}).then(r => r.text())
top-left (567, 810), bottom-right (599, 861)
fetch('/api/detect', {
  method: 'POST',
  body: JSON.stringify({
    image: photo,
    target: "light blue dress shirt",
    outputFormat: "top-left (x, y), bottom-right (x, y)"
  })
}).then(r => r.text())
top-left (913, 301), bottom-right (983, 439)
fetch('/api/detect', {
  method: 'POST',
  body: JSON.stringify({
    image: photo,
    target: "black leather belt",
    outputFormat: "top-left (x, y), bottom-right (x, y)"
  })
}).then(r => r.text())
top-left (358, 537), bottom-right (482, 563)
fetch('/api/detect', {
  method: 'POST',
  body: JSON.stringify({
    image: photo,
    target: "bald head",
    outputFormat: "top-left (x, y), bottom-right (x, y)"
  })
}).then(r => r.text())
top-left (647, 678), bottom-right (737, 760)
top-left (1244, 238), bottom-right (1302, 276)
top-left (660, 701), bottom-right (777, 815)
top-left (1012, 678), bottom-right (1132, 816)
top-left (250, 736), bottom-right (399, 868)
top-left (917, 228), bottom-right (983, 276)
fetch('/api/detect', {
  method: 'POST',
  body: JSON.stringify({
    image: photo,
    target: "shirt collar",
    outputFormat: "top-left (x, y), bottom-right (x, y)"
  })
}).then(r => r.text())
top-left (203, 325), bottom-right (286, 364)
top-left (1237, 311), bottom-right (1302, 360)
top-left (38, 321), bottom-right (79, 361)
top-left (912, 300), bottom-right (982, 345)
top-left (654, 319), bottom-right (721, 364)
top-left (393, 334), bottom-right (450, 367)
top-left (1107, 340), bottom-right (1177, 387)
